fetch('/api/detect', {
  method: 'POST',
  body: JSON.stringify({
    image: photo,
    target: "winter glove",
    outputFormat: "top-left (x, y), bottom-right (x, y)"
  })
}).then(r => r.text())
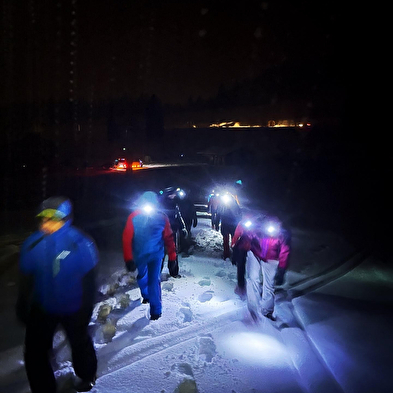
top-left (125, 260), bottom-right (137, 272)
top-left (168, 259), bottom-right (181, 278)
top-left (193, 218), bottom-right (198, 228)
top-left (274, 267), bottom-right (286, 286)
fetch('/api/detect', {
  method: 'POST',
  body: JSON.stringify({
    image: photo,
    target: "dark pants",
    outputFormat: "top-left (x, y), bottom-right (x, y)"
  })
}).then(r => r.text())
top-left (211, 209), bottom-right (219, 230)
top-left (221, 223), bottom-right (237, 259)
top-left (232, 246), bottom-right (247, 289)
top-left (24, 305), bottom-right (97, 393)
top-left (162, 231), bottom-right (180, 276)
top-left (180, 218), bottom-right (193, 253)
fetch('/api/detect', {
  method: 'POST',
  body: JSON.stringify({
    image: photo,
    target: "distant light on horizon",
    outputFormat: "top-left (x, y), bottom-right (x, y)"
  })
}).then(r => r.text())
top-left (209, 121), bottom-right (262, 128)
top-left (207, 120), bottom-right (310, 128)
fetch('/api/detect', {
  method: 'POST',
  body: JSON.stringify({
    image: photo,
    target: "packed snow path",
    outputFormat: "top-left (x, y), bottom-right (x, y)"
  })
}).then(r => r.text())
top-left (50, 218), bottom-right (344, 393)
top-left (2, 217), bottom-right (389, 393)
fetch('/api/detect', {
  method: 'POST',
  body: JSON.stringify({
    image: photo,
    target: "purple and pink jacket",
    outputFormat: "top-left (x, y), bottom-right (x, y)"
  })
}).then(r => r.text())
top-left (232, 221), bottom-right (290, 269)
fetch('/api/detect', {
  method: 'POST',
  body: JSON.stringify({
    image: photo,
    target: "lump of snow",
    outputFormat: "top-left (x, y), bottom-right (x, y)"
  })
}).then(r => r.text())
top-left (117, 294), bottom-right (130, 309)
top-left (97, 304), bottom-right (112, 322)
top-left (174, 378), bottom-right (198, 393)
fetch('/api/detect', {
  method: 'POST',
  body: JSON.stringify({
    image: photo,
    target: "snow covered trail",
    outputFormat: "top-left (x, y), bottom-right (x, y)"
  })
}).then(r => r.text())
top-left (0, 218), bottom-right (354, 393)
top-left (54, 218), bottom-right (340, 393)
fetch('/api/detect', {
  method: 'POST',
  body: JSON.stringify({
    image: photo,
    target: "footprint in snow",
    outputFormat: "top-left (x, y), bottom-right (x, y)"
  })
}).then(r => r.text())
top-left (197, 335), bottom-right (216, 363)
top-left (215, 270), bottom-right (226, 277)
top-left (171, 362), bottom-right (194, 377)
top-left (162, 282), bottom-right (174, 291)
top-left (198, 278), bottom-right (211, 286)
top-left (178, 307), bottom-right (193, 323)
top-left (198, 290), bottom-right (214, 302)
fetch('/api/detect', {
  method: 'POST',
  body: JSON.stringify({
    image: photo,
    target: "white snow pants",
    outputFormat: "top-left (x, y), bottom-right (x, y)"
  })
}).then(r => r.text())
top-left (246, 250), bottom-right (279, 317)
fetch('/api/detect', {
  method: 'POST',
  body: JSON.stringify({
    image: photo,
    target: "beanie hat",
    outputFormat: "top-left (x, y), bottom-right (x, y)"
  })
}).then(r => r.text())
top-left (138, 191), bottom-right (158, 207)
top-left (36, 196), bottom-right (73, 221)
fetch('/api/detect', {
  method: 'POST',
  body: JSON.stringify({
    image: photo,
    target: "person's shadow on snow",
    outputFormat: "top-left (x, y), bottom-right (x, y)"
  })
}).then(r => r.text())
top-left (95, 315), bottom-right (150, 376)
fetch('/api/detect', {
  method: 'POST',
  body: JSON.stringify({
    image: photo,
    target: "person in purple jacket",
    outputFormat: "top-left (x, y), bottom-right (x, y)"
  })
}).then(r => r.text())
top-left (232, 215), bottom-right (290, 321)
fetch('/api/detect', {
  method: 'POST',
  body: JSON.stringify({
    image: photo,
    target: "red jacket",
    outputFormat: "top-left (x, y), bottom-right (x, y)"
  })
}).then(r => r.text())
top-left (232, 221), bottom-right (290, 269)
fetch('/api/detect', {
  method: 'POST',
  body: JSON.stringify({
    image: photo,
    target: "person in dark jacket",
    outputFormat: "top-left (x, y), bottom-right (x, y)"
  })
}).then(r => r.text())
top-left (159, 186), bottom-right (187, 261)
top-left (231, 214), bottom-right (256, 299)
top-left (16, 197), bottom-right (98, 393)
top-left (122, 191), bottom-right (177, 320)
top-left (218, 192), bottom-right (242, 260)
top-left (207, 190), bottom-right (220, 231)
top-left (177, 188), bottom-right (197, 255)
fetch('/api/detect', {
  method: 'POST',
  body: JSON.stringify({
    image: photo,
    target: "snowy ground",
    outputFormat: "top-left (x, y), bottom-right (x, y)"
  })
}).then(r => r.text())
top-left (1, 215), bottom-right (391, 393)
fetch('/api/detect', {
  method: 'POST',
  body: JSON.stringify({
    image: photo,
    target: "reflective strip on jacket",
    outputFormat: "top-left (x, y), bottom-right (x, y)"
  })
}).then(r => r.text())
top-left (19, 222), bottom-right (98, 314)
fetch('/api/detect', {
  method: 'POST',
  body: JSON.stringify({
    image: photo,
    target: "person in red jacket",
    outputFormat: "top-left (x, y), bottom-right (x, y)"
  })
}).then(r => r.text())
top-left (122, 191), bottom-right (176, 320)
top-left (232, 215), bottom-right (290, 321)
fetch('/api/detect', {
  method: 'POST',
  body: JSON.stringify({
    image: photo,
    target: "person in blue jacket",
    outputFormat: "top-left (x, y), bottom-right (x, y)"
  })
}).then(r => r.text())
top-left (123, 191), bottom-right (177, 320)
top-left (16, 196), bottom-right (98, 393)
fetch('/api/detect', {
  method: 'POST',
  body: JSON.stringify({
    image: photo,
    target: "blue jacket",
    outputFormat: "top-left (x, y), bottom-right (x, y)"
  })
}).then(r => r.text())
top-left (122, 208), bottom-right (176, 264)
top-left (19, 221), bottom-right (98, 314)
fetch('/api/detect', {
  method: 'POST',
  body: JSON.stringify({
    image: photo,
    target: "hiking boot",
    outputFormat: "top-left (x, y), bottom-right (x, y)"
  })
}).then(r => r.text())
top-left (142, 297), bottom-right (149, 304)
top-left (150, 313), bottom-right (161, 321)
top-left (234, 285), bottom-right (246, 300)
top-left (264, 312), bottom-right (276, 321)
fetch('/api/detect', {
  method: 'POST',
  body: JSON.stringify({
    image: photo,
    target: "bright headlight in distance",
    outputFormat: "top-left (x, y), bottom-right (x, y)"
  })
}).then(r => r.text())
top-left (244, 220), bottom-right (252, 228)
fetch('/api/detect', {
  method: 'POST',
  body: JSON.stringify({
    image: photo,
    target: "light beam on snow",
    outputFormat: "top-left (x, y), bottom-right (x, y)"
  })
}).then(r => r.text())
top-left (222, 332), bottom-right (288, 366)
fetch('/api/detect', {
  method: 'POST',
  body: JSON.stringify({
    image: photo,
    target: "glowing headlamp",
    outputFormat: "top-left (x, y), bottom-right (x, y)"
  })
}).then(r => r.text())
top-left (265, 223), bottom-right (279, 236)
top-left (221, 194), bottom-right (231, 204)
top-left (244, 220), bottom-right (252, 228)
top-left (142, 204), bottom-right (154, 214)
top-left (177, 188), bottom-right (186, 198)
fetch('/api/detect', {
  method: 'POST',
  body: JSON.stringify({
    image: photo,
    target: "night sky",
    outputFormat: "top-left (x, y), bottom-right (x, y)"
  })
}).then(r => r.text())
top-left (2, 0), bottom-right (346, 106)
